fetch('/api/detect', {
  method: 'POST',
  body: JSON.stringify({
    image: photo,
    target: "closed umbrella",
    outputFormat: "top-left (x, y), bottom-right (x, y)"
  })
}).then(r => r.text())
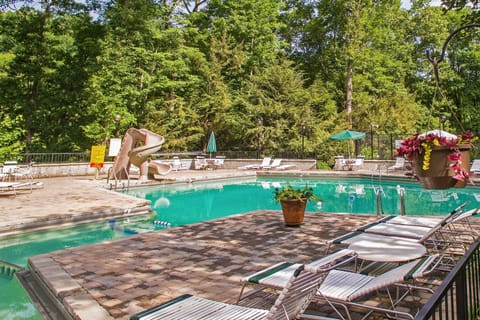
top-left (329, 130), bottom-right (366, 158)
top-left (206, 131), bottom-right (217, 158)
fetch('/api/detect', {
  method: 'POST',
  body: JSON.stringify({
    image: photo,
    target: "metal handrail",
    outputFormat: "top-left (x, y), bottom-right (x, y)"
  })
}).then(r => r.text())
top-left (374, 187), bottom-right (384, 217)
top-left (107, 166), bottom-right (130, 190)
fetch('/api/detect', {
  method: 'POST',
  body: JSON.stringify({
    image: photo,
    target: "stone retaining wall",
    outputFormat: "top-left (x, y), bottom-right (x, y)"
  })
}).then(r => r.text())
top-left (12, 159), bottom-right (397, 178)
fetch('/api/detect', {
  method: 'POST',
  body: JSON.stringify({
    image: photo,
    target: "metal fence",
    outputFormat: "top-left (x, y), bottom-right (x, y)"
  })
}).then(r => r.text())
top-left (2, 151), bottom-right (321, 164)
top-left (3, 136), bottom-right (478, 164)
top-left (0, 152), bottom-right (92, 164)
top-left (415, 237), bottom-right (480, 319)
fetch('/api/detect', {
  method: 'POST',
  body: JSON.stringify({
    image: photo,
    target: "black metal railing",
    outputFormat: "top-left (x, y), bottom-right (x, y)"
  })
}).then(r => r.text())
top-left (1, 152), bottom-right (91, 164)
top-left (415, 237), bottom-right (480, 319)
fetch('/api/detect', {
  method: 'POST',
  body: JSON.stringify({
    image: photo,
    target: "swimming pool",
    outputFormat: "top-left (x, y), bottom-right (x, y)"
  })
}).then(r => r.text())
top-left (0, 216), bottom-right (155, 320)
top-left (125, 176), bottom-right (480, 227)
top-left (1, 175), bottom-right (479, 319)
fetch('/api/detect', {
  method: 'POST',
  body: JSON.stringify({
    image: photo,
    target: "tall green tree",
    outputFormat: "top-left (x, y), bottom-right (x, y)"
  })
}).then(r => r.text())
top-left (0, 8), bottom-right (102, 152)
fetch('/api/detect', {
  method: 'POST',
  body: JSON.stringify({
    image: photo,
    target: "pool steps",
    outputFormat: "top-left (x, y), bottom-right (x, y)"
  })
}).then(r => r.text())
top-left (0, 259), bottom-right (23, 278)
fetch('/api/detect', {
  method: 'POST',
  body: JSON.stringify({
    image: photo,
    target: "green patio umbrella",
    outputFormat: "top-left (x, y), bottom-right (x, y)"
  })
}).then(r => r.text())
top-left (206, 131), bottom-right (217, 158)
top-left (329, 130), bottom-right (366, 158)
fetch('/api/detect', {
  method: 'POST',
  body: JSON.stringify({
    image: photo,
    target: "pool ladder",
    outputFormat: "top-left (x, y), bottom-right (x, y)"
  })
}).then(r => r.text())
top-left (107, 166), bottom-right (130, 190)
top-left (374, 186), bottom-right (385, 217)
top-left (0, 260), bottom-right (23, 279)
top-left (397, 186), bottom-right (406, 215)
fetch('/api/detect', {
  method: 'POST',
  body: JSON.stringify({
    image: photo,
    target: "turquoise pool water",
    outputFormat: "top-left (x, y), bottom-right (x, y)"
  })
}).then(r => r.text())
top-left (1, 176), bottom-right (479, 319)
top-left (126, 176), bottom-right (480, 227)
top-left (0, 216), bottom-right (155, 320)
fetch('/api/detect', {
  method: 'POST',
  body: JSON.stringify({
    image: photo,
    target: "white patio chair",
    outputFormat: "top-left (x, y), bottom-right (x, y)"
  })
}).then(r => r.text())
top-left (130, 265), bottom-right (329, 320)
top-left (388, 157), bottom-right (406, 172)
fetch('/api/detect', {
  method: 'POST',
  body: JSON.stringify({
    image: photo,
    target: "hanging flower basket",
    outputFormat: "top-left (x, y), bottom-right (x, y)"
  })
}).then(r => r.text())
top-left (396, 131), bottom-right (475, 190)
top-left (412, 144), bottom-right (471, 189)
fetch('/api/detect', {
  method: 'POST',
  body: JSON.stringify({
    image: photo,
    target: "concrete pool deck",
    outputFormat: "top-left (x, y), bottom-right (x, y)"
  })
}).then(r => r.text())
top-left (2, 168), bottom-right (477, 319)
top-left (0, 169), bottom-right (259, 235)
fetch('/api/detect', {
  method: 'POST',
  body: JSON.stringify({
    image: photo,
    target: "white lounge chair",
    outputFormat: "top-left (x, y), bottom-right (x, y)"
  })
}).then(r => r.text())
top-left (238, 157), bottom-right (271, 170)
top-left (0, 161), bottom-right (18, 181)
top-left (238, 249), bottom-right (357, 302)
top-left (11, 162), bottom-right (35, 181)
top-left (239, 250), bottom-right (441, 320)
top-left (171, 157), bottom-right (182, 171)
top-left (471, 159), bottom-right (480, 174)
top-left (130, 265), bottom-right (329, 320)
top-left (275, 163), bottom-right (296, 171)
top-left (194, 156), bottom-right (208, 170)
top-left (314, 255), bottom-right (440, 320)
top-left (327, 204), bottom-right (476, 259)
top-left (262, 158), bottom-right (282, 169)
top-left (388, 157), bottom-right (405, 172)
top-left (0, 181), bottom-right (40, 196)
top-left (351, 157), bottom-right (364, 169)
top-left (212, 156), bottom-right (225, 169)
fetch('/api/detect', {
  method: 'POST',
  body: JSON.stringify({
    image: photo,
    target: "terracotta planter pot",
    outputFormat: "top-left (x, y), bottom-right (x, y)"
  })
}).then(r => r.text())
top-left (412, 144), bottom-right (471, 190)
top-left (280, 199), bottom-right (307, 227)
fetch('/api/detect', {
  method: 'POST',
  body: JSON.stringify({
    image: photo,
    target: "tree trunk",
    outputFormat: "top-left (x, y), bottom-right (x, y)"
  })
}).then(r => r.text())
top-left (345, 59), bottom-right (353, 129)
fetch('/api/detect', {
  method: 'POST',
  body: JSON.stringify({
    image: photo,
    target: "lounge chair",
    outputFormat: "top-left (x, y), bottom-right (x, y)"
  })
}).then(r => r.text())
top-left (130, 265), bottom-right (329, 320)
top-left (351, 157), bottom-right (364, 170)
top-left (171, 157), bottom-right (182, 171)
top-left (212, 156), bottom-right (225, 169)
top-left (327, 207), bottom-right (477, 261)
top-left (194, 156), bottom-right (208, 170)
top-left (387, 157), bottom-right (405, 172)
top-left (471, 159), bottom-right (480, 174)
top-left (11, 162), bottom-right (35, 181)
top-left (275, 163), bottom-right (296, 171)
top-left (0, 181), bottom-right (37, 196)
top-left (314, 255), bottom-right (441, 320)
top-left (238, 157), bottom-right (271, 170)
top-left (356, 220), bottom-right (432, 240)
top-left (239, 251), bottom-right (441, 320)
top-left (262, 158), bottom-right (282, 169)
top-left (334, 156), bottom-right (345, 170)
top-left (0, 161), bottom-right (18, 181)
top-left (238, 249), bottom-right (357, 303)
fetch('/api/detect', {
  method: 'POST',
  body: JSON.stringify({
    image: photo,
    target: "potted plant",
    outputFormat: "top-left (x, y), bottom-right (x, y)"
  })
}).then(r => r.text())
top-left (273, 183), bottom-right (322, 226)
top-left (395, 130), bottom-right (476, 189)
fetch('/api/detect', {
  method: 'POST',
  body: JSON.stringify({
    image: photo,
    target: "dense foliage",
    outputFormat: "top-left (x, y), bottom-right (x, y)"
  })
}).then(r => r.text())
top-left (0, 0), bottom-right (479, 164)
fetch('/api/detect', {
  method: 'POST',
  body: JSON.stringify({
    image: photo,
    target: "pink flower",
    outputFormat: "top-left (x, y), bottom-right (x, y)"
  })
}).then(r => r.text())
top-left (448, 153), bottom-right (462, 161)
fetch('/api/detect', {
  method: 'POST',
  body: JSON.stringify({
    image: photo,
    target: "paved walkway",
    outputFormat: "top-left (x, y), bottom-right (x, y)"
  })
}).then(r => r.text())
top-left (0, 169), bottom-right (257, 235)
top-left (0, 177), bottom-right (151, 235)
top-left (30, 211), bottom-right (381, 319)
